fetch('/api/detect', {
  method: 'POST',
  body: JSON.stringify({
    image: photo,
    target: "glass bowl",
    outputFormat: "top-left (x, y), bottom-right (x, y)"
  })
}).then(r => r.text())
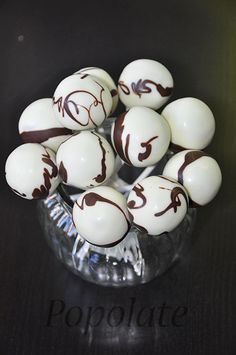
top-left (37, 185), bottom-right (196, 287)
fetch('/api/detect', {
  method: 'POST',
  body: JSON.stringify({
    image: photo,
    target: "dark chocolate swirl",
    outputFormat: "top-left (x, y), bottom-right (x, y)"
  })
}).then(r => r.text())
top-left (91, 132), bottom-right (107, 184)
top-left (59, 161), bottom-right (68, 183)
top-left (76, 192), bottom-right (130, 227)
top-left (131, 79), bottom-right (173, 98)
top-left (138, 136), bottom-right (159, 162)
top-left (118, 79), bottom-right (173, 98)
top-left (118, 81), bottom-right (130, 95)
top-left (53, 80), bottom-right (107, 127)
top-left (177, 150), bottom-right (207, 185)
top-left (154, 186), bottom-right (188, 217)
top-left (32, 149), bottom-right (58, 199)
top-left (20, 127), bottom-right (72, 144)
top-left (113, 111), bottom-right (132, 165)
top-left (127, 184), bottom-right (147, 209)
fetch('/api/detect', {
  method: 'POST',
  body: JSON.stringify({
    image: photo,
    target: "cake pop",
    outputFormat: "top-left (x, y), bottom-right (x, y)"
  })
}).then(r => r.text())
top-left (118, 59), bottom-right (173, 110)
top-left (56, 131), bottom-right (115, 189)
top-left (163, 150), bottom-right (222, 206)
top-left (111, 106), bottom-right (170, 167)
top-left (73, 186), bottom-right (130, 246)
top-left (161, 97), bottom-right (215, 151)
top-left (127, 175), bottom-right (188, 235)
top-left (53, 74), bottom-right (112, 130)
top-left (5, 143), bottom-right (60, 199)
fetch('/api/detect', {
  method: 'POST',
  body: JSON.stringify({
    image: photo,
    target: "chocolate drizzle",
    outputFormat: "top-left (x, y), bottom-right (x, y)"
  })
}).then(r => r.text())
top-left (32, 149), bottom-right (58, 199)
top-left (91, 132), bottom-right (107, 184)
top-left (127, 184), bottom-right (147, 209)
top-left (76, 192), bottom-right (130, 227)
top-left (138, 136), bottom-right (159, 162)
top-left (124, 134), bottom-right (131, 164)
top-left (178, 151), bottom-right (207, 185)
top-left (113, 111), bottom-right (132, 165)
top-left (159, 175), bottom-right (176, 183)
top-left (118, 79), bottom-right (173, 97)
top-left (59, 161), bottom-right (68, 183)
top-left (110, 89), bottom-right (118, 97)
top-left (12, 189), bottom-right (26, 197)
top-left (118, 81), bottom-right (130, 95)
top-left (131, 79), bottom-right (173, 98)
top-left (20, 127), bottom-right (72, 144)
top-left (80, 74), bottom-right (89, 79)
top-left (53, 80), bottom-right (107, 127)
top-left (155, 187), bottom-right (188, 217)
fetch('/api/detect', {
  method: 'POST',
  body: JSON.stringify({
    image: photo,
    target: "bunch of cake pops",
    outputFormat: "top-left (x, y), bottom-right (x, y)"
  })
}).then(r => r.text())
top-left (5, 59), bottom-right (222, 247)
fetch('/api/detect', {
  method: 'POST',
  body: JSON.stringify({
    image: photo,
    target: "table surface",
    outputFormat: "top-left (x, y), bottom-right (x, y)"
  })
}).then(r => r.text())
top-left (0, 0), bottom-right (235, 354)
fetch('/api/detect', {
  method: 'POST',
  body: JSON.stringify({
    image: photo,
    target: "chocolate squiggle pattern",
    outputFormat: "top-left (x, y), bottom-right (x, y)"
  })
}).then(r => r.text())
top-left (59, 161), bottom-right (68, 183)
top-left (131, 79), bottom-right (173, 98)
top-left (154, 186), bottom-right (188, 217)
top-left (113, 112), bottom-right (159, 165)
top-left (79, 74), bottom-right (89, 79)
top-left (118, 79), bottom-right (173, 98)
top-left (53, 80), bottom-right (107, 127)
top-left (20, 127), bottom-right (72, 144)
top-left (138, 136), bottom-right (159, 162)
top-left (113, 111), bottom-right (132, 165)
top-left (76, 192), bottom-right (130, 227)
top-left (32, 149), bottom-right (58, 199)
top-left (127, 184), bottom-right (146, 209)
top-left (110, 89), bottom-right (118, 97)
top-left (91, 132), bottom-right (107, 184)
top-left (118, 81), bottom-right (130, 95)
top-left (178, 150), bottom-right (207, 185)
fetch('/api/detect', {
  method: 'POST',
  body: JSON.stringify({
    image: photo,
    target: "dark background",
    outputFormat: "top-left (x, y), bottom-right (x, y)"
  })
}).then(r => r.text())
top-left (0, 0), bottom-right (236, 354)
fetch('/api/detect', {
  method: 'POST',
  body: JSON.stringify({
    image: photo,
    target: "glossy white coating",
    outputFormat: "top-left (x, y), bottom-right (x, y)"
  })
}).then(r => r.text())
top-left (5, 143), bottom-right (60, 200)
top-left (162, 97), bottom-right (215, 150)
top-left (56, 131), bottom-right (115, 189)
top-left (18, 98), bottom-right (72, 152)
top-left (73, 186), bottom-right (130, 246)
top-left (53, 74), bottom-right (113, 130)
top-left (118, 59), bottom-right (173, 110)
top-left (163, 150), bottom-right (222, 206)
top-left (111, 107), bottom-right (170, 167)
top-left (127, 175), bottom-right (188, 235)
top-left (75, 67), bottom-right (118, 114)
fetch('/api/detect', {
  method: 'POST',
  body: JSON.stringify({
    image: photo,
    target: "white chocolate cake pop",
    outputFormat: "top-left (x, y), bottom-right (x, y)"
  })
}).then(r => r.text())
top-left (53, 74), bottom-right (113, 130)
top-left (56, 131), bottom-right (115, 189)
top-left (111, 107), bottom-right (170, 167)
top-left (18, 98), bottom-right (72, 152)
top-left (5, 143), bottom-right (60, 199)
top-left (118, 59), bottom-right (173, 110)
top-left (75, 67), bottom-right (118, 114)
top-left (73, 186), bottom-right (130, 246)
top-left (127, 175), bottom-right (188, 235)
top-left (163, 150), bottom-right (222, 206)
top-left (161, 97), bottom-right (215, 151)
